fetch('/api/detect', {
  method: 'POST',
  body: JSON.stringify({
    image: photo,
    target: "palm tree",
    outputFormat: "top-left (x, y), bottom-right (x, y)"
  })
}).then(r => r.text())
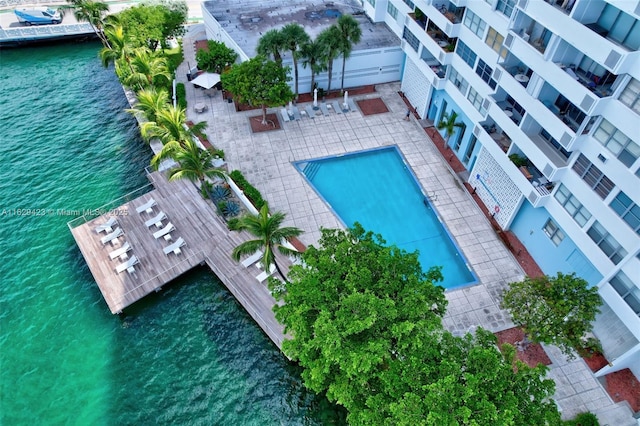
top-left (151, 138), bottom-right (225, 186)
top-left (140, 105), bottom-right (207, 147)
top-left (336, 15), bottom-right (362, 93)
top-left (126, 87), bottom-right (170, 122)
top-left (316, 25), bottom-right (342, 94)
top-left (436, 110), bottom-right (465, 147)
top-left (63, 0), bottom-right (111, 48)
top-left (99, 24), bottom-right (136, 77)
top-left (281, 23), bottom-right (310, 100)
top-left (300, 38), bottom-right (326, 94)
top-left (257, 29), bottom-right (285, 66)
top-left (230, 205), bottom-right (303, 283)
top-left (125, 48), bottom-right (172, 90)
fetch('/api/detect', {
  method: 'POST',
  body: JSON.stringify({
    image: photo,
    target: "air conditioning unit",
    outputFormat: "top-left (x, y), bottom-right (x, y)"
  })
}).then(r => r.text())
top-left (504, 33), bottom-right (514, 49)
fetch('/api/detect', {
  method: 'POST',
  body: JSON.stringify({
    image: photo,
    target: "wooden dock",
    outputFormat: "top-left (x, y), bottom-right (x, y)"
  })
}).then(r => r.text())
top-left (70, 171), bottom-right (288, 349)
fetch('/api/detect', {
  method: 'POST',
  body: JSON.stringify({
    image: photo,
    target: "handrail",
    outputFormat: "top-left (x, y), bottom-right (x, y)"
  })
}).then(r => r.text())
top-left (67, 183), bottom-right (154, 229)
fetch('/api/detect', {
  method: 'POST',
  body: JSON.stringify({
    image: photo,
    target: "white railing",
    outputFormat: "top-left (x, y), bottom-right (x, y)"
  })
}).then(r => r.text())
top-left (0, 0), bottom-right (66, 8)
top-left (0, 22), bottom-right (94, 41)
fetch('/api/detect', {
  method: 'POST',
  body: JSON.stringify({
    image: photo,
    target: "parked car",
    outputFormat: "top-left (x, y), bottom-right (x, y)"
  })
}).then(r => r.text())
top-left (14, 8), bottom-right (62, 25)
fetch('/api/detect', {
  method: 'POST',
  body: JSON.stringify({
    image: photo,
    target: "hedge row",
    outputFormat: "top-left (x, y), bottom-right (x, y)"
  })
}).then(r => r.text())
top-left (229, 170), bottom-right (266, 211)
top-left (176, 83), bottom-right (187, 110)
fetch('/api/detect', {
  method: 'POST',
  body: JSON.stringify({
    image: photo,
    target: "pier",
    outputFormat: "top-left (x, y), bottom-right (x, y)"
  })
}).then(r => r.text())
top-left (69, 170), bottom-right (288, 349)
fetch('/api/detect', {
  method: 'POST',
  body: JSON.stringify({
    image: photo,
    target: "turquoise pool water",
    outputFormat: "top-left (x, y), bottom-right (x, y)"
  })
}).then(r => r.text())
top-left (296, 147), bottom-right (476, 289)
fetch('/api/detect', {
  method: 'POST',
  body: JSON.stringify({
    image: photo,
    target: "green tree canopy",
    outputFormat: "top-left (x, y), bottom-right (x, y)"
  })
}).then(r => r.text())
top-left (195, 40), bottom-right (238, 73)
top-left (221, 55), bottom-right (293, 124)
top-left (115, 1), bottom-right (187, 50)
top-left (256, 28), bottom-right (286, 65)
top-left (274, 224), bottom-right (562, 425)
top-left (316, 25), bottom-right (343, 94)
top-left (336, 14), bottom-right (362, 92)
top-left (501, 272), bottom-right (602, 357)
top-left (281, 23), bottom-right (310, 99)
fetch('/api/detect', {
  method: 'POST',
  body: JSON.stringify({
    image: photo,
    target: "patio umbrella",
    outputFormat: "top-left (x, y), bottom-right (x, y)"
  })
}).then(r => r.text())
top-left (191, 72), bottom-right (221, 89)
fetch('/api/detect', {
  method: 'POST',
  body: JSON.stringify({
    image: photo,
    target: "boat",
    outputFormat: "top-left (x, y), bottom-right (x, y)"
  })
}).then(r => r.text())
top-left (14, 8), bottom-right (63, 25)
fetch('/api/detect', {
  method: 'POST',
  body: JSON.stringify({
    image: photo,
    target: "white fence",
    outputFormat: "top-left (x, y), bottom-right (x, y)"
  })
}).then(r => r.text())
top-left (0, 22), bottom-right (94, 42)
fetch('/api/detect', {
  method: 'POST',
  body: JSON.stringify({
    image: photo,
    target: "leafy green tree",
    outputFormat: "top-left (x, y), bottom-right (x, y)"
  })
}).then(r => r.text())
top-left (63, 0), bottom-right (111, 47)
top-left (336, 15), bottom-right (362, 93)
top-left (151, 138), bottom-right (225, 188)
top-left (274, 224), bottom-right (562, 425)
top-left (221, 56), bottom-right (294, 125)
top-left (195, 40), bottom-right (238, 73)
top-left (316, 25), bottom-right (343, 94)
top-left (126, 87), bottom-right (170, 122)
top-left (125, 48), bottom-right (171, 90)
top-left (100, 24), bottom-right (136, 78)
top-left (281, 23), bottom-right (310, 99)
top-left (115, 2), bottom-right (186, 51)
top-left (436, 110), bottom-right (464, 147)
top-left (140, 104), bottom-right (206, 147)
top-left (300, 38), bottom-right (326, 94)
top-left (230, 205), bottom-right (303, 283)
top-left (256, 29), bottom-right (286, 65)
top-left (501, 272), bottom-right (602, 357)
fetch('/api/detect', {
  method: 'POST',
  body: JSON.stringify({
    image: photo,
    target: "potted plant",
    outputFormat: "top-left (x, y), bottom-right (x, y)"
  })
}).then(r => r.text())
top-left (509, 153), bottom-right (528, 167)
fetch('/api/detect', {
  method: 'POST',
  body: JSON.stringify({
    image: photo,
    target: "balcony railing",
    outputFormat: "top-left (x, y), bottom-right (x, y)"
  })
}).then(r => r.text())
top-left (433, 1), bottom-right (465, 24)
top-left (543, 0), bottom-right (575, 15)
top-left (426, 20), bottom-right (456, 52)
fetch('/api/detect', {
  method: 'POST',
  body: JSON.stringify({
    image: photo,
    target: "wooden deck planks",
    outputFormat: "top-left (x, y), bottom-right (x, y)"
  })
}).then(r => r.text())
top-left (71, 171), bottom-right (291, 349)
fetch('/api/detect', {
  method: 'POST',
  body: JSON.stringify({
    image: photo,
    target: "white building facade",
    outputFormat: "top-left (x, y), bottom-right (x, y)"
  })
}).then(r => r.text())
top-left (363, 0), bottom-right (640, 378)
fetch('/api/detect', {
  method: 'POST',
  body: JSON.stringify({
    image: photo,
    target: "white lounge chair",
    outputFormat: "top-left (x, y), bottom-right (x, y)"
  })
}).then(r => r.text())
top-left (305, 105), bottom-right (316, 119)
top-left (144, 211), bottom-right (166, 228)
top-left (163, 237), bottom-right (186, 255)
top-left (241, 250), bottom-right (263, 268)
top-left (348, 98), bottom-right (358, 112)
top-left (256, 264), bottom-right (276, 283)
top-left (109, 241), bottom-right (131, 260)
top-left (95, 217), bottom-right (118, 234)
top-left (153, 222), bottom-right (175, 240)
top-left (101, 227), bottom-right (123, 245)
top-left (320, 102), bottom-right (330, 116)
top-left (332, 101), bottom-right (343, 114)
top-left (136, 198), bottom-right (156, 214)
top-left (115, 255), bottom-right (139, 274)
top-left (280, 108), bottom-right (290, 122)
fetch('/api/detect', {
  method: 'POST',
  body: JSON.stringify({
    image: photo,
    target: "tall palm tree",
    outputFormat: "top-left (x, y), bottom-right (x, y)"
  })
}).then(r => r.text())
top-left (257, 29), bottom-right (285, 66)
top-left (281, 23), bottom-right (310, 100)
top-left (300, 38), bottom-right (326, 94)
top-left (63, 0), bottom-right (111, 48)
top-left (126, 87), bottom-right (170, 122)
top-left (316, 25), bottom-right (342, 94)
top-left (140, 105), bottom-right (206, 147)
top-left (151, 138), bottom-right (225, 186)
top-left (336, 15), bottom-right (362, 93)
top-left (99, 24), bottom-right (136, 77)
top-left (436, 110), bottom-right (465, 147)
top-left (230, 205), bottom-right (303, 283)
top-left (125, 49), bottom-right (172, 90)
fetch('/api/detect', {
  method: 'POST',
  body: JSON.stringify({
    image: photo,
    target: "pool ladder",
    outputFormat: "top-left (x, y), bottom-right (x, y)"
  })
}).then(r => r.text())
top-left (303, 162), bottom-right (321, 181)
top-left (424, 191), bottom-right (437, 205)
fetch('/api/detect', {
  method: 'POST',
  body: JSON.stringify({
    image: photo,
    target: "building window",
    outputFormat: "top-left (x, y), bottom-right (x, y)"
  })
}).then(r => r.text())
top-left (402, 0), bottom-right (415, 9)
top-left (448, 67), bottom-right (469, 95)
top-left (463, 135), bottom-right (477, 164)
top-left (592, 119), bottom-right (639, 168)
top-left (610, 191), bottom-right (640, 235)
top-left (572, 154), bottom-right (615, 199)
top-left (402, 27), bottom-right (419, 52)
top-left (619, 77), bottom-right (640, 114)
top-left (540, 129), bottom-right (571, 160)
top-left (467, 87), bottom-right (486, 115)
top-left (543, 219), bottom-right (565, 246)
top-left (485, 27), bottom-right (506, 58)
top-left (387, 2), bottom-right (398, 19)
top-left (456, 41), bottom-right (477, 68)
top-left (554, 184), bottom-right (592, 227)
top-left (587, 221), bottom-right (627, 264)
top-left (365, 0), bottom-right (376, 6)
top-left (463, 10), bottom-right (486, 38)
top-left (475, 59), bottom-right (497, 89)
top-left (609, 271), bottom-right (640, 316)
top-left (496, 0), bottom-right (516, 18)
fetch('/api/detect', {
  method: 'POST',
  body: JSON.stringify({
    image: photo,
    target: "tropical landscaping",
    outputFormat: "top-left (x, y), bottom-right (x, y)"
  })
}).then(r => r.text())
top-left (66, 0), bottom-right (615, 423)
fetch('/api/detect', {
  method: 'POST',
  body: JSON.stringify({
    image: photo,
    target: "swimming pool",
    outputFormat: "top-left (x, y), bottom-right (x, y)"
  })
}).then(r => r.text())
top-left (295, 146), bottom-right (476, 289)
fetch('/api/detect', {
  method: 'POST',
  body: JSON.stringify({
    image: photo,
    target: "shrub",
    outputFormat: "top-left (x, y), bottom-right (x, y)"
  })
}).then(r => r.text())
top-left (222, 201), bottom-right (241, 217)
top-left (210, 185), bottom-right (230, 203)
top-left (229, 170), bottom-right (267, 211)
top-left (176, 82), bottom-right (187, 110)
top-left (564, 412), bottom-right (599, 426)
top-left (196, 40), bottom-right (238, 74)
top-left (212, 148), bottom-right (225, 160)
top-left (200, 181), bottom-right (213, 199)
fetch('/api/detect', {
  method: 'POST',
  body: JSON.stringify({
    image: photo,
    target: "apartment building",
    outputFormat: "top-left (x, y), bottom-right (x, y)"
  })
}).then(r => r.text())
top-left (361, 0), bottom-right (640, 378)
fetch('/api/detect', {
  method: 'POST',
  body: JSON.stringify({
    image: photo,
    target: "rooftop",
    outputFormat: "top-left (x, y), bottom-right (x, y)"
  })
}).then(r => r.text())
top-left (202, 0), bottom-right (400, 57)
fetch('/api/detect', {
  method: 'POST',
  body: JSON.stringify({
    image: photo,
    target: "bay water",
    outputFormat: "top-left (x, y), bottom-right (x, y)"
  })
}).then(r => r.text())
top-left (0, 42), bottom-right (343, 425)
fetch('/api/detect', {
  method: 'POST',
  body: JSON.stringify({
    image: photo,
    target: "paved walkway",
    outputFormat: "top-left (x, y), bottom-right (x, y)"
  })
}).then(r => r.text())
top-left (178, 25), bottom-right (635, 424)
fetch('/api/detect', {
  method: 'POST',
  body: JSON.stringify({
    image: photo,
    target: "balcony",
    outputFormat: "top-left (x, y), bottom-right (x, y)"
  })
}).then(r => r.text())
top-left (420, 49), bottom-right (448, 79)
top-left (492, 87), bottom-right (526, 126)
top-left (538, 85), bottom-right (587, 133)
top-left (426, 20), bottom-right (457, 52)
top-left (508, 151), bottom-right (556, 197)
top-left (572, 1), bottom-right (640, 51)
top-left (511, 12), bottom-right (553, 54)
top-left (499, 52), bottom-right (532, 87)
top-left (480, 120), bottom-right (512, 154)
top-left (409, 8), bottom-right (428, 30)
top-left (432, 1), bottom-right (466, 24)
top-left (542, 0), bottom-right (575, 15)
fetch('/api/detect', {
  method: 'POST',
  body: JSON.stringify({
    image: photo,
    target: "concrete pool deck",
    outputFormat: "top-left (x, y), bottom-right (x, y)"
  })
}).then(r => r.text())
top-left (178, 25), bottom-right (635, 423)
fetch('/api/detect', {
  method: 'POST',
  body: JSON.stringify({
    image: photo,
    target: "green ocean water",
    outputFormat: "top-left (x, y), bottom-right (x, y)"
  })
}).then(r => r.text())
top-left (0, 42), bottom-right (343, 425)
